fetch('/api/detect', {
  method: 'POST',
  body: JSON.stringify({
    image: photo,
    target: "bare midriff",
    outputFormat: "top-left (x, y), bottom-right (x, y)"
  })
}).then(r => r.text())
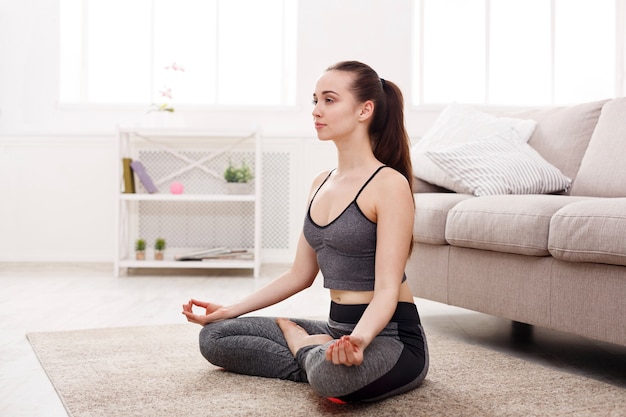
top-left (329, 281), bottom-right (415, 305)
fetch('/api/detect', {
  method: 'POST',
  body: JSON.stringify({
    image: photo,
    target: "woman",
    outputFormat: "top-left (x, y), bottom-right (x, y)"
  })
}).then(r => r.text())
top-left (182, 61), bottom-right (428, 403)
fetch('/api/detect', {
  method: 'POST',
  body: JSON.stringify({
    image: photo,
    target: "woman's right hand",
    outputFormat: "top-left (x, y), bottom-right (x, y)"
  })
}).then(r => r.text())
top-left (325, 335), bottom-right (365, 366)
top-left (182, 299), bottom-right (229, 326)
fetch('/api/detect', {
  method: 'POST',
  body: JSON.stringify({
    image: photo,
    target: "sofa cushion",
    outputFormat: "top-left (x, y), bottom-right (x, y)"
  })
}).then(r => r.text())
top-left (509, 99), bottom-right (607, 183)
top-left (549, 198), bottom-right (626, 266)
top-left (411, 102), bottom-right (537, 193)
top-left (569, 98), bottom-right (626, 197)
top-left (424, 128), bottom-right (571, 196)
top-left (413, 193), bottom-right (473, 245)
top-left (445, 195), bottom-right (589, 256)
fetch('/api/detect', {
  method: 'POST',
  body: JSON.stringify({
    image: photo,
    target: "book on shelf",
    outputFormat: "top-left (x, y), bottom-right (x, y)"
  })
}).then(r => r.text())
top-left (175, 247), bottom-right (251, 261)
top-left (202, 249), bottom-right (253, 261)
top-left (122, 158), bottom-right (136, 193)
top-left (130, 160), bottom-right (158, 193)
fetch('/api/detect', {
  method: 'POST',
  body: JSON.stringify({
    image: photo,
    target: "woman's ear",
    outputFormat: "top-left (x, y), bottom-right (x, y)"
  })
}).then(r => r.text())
top-left (358, 100), bottom-right (375, 122)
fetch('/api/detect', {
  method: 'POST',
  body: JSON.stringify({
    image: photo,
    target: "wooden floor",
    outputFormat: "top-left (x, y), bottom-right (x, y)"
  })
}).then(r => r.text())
top-left (1, 262), bottom-right (625, 417)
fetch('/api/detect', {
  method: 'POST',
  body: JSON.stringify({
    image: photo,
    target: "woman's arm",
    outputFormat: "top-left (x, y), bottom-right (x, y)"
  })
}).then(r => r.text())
top-left (183, 172), bottom-right (330, 326)
top-left (225, 232), bottom-right (320, 317)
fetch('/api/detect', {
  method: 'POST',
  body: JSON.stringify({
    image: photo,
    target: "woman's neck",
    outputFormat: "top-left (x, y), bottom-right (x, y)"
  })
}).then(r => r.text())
top-left (333, 134), bottom-right (378, 174)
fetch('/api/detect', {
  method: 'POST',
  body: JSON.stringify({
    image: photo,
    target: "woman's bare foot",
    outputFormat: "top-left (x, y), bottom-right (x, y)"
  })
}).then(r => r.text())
top-left (276, 318), bottom-right (333, 356)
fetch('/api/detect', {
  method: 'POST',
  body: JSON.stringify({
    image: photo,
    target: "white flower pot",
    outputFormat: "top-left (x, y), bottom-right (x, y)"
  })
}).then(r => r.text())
top-left (226, 182), bottom-right (251, 194)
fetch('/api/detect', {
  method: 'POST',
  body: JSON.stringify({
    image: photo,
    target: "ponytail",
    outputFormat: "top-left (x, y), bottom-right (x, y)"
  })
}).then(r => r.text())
top-left (326, 61), bottom-right (413, 190)
top-left (372, 79), bottom-right (413, 190)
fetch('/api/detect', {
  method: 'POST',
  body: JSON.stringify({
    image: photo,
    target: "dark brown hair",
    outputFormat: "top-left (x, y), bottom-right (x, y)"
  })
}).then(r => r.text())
top-left (326, 61), bottom-right (413, 190)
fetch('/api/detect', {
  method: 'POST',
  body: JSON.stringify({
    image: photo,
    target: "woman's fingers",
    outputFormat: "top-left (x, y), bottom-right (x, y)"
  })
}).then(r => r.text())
top-left (340, 339), bottom-right (358, 366)
top-left (342, 340), bottom-right (356, 365)
top-left (190, 299), bottom-right (209, 308)
top-left (182, 311), bottom-right (198, 323)
top-left (325, 338), bottom-right (356, 366)
top-left (181, 300), bottom-right (209, 325)
top-left (331, 341), bottom-right (340, 363)
top-left (325, 342), bottom-right (334, 361)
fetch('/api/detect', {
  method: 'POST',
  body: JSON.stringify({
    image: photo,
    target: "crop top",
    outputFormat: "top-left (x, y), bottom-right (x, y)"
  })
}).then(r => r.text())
top-left (303, 165), bottom-right (407, 291)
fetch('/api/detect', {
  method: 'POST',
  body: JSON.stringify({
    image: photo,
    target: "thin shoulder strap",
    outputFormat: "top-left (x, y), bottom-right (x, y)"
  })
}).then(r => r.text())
top-left (309, 169), bottom-right (335, 207)
top-left (354, 165), bottom-right (387, 201)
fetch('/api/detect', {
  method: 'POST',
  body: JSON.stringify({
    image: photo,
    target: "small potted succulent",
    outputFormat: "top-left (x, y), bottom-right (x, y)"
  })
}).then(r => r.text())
top-left (224, 160), bottom-right (254, 194)
top-left (154, 238), bottom-right (166, 261)
top-left (135, 238), bottom-right (146, 260)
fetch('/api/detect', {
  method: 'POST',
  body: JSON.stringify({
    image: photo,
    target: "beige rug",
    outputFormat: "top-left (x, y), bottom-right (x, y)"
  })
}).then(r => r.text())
top-left (27, 324), bottom-right (625, 417)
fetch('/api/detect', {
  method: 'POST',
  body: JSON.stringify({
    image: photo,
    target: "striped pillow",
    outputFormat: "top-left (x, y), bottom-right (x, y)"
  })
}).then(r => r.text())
top-left (410, 102), bottom-right (537, 193)
top-left (425, 128), bottom-right (571, 196)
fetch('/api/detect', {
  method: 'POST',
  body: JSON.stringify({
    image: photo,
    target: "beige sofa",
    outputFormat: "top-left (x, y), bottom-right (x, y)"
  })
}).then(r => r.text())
top-left (407, 98), bottom-right (626, 347)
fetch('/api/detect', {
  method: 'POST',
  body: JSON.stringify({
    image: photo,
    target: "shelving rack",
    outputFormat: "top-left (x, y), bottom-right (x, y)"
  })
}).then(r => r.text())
top-left (114, 126), bottom-right (262, 277)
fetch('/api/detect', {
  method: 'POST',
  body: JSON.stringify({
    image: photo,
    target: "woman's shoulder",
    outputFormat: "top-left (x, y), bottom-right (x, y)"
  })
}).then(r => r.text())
top-left (306, 169), bottom-right (334, 196)
top-left (314, 169), bottom-right (334, 181)
top-left (360, 166), bottom-right (413, 222)
top-left (365, 167), bottom-right (413, 208)
top-left (375, 166), bottom-right (410, 191)
top-left (311, 169), bottom-right (333, 186)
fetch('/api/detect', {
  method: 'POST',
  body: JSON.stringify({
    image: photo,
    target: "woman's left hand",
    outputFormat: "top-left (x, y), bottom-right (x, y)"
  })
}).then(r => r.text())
top-left (325, 335), bottom-right (364, 366)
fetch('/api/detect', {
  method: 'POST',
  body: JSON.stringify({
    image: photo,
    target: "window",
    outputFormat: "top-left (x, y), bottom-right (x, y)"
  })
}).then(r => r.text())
top-left (59, 0), bottom-right (297, 107)
top-left (413, 0), bottom-right (617, 106)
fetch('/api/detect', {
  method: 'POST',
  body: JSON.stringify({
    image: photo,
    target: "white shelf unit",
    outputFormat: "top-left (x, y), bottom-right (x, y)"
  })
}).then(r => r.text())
top-left (114, 126), bottom-right (262, 277)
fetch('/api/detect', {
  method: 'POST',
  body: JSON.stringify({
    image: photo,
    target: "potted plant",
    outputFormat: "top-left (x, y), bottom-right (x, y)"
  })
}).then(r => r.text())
top-left (224, 160), bottom-right (253, 194)
top-left (135, 238), bottom-right (146, 260)
top-left (154, 238), bottom-right (166, 261)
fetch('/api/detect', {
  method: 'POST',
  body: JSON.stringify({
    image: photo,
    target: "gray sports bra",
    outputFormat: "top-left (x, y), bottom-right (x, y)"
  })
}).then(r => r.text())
top-left (303, 166), bottom-right (407, 291)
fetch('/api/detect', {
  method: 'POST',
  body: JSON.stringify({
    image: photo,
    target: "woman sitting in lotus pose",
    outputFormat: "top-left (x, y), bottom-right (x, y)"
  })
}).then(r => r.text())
top-left (182, 60), bottom-right (428, 403)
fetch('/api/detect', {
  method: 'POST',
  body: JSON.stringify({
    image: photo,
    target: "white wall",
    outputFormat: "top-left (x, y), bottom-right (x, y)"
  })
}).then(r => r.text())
top-left (0, 135), bottom-right (116, 261)
top-left (0, 0), bottom-right (623, 263)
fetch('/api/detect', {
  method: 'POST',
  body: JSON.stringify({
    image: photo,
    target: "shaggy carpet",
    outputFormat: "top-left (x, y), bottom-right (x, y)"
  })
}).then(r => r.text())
top-left (27, 323), bottom-right (626, 417)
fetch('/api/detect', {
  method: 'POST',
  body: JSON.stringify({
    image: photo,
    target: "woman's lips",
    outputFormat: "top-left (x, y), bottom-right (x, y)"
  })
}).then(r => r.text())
top-left (314, 123), bottom-right (325, 130)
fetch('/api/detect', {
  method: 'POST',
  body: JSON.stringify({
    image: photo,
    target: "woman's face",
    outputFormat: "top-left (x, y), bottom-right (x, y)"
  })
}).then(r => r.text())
top-left (311, 70), bottom-right (364, 142)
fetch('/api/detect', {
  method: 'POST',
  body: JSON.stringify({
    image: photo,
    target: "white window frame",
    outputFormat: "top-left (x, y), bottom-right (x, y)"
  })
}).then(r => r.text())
top-left (59, 0), bottom-right (297, 108)
top-left (412, 0), bottom-right (625, 107)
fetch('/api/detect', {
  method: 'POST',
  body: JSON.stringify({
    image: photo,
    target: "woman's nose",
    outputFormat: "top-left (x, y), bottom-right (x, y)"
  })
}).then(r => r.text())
top-left (312, 104), bottom-right (321, 118)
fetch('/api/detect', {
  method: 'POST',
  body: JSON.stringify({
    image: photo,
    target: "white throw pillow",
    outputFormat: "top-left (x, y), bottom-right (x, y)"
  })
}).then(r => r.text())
top-left (411, 102), bottom-right (537, 193)
top-left (424, 128), bottom-right (572, 197)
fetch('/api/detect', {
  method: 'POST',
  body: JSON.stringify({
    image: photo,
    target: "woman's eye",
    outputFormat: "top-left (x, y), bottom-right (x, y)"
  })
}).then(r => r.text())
top-left (312, 97), bottom-right (334, 105)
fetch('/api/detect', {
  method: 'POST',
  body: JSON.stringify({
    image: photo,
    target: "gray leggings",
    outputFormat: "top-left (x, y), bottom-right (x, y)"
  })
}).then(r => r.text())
top-left (198, 302), bottom-right (429, 402)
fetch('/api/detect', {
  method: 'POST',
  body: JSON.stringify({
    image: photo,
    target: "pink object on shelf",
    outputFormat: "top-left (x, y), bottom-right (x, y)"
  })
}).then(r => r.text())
top-left (170, 182), bottom-right (184, 194)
